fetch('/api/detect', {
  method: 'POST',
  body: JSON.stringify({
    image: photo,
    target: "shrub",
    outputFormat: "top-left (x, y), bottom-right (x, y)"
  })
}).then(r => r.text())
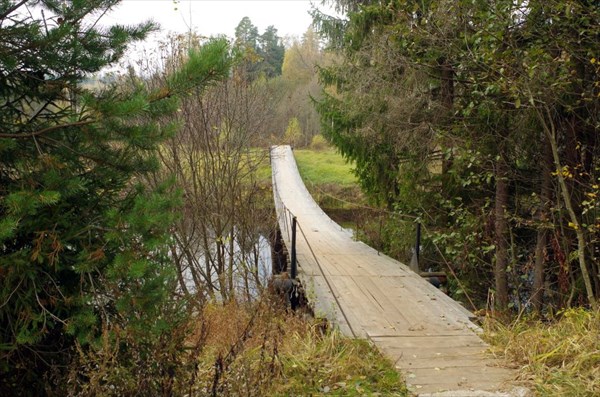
top-left (310, 134), bottom-right (329, 150)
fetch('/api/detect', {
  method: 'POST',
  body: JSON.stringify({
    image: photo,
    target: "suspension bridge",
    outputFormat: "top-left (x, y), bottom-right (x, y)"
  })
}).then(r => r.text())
top-left (270, 145), bottom-right (521, 396)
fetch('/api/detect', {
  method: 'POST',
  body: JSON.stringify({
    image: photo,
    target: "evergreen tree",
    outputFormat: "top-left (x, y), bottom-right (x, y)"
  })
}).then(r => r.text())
top-left (258, 25), bottom-right (285, 78)
top-left (234, 16), bottom-right (260, 78)
top-left (234, 17), bottom-right (284, 79)
top-left (0, 1), bottom-right (232, 393)
top-left (235, 16), bottom-right (259, 51)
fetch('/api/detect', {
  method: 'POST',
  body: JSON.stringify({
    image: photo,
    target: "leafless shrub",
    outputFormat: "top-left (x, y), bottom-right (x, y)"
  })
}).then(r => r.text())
top-left (142, 34), bottom-right (277, 301)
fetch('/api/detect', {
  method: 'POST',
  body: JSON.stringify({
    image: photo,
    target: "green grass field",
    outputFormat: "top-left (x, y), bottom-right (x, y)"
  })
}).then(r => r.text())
top-left (293, 148), bottom-right (358, 187)
top-left (255, 147), bottom-right (358, 187)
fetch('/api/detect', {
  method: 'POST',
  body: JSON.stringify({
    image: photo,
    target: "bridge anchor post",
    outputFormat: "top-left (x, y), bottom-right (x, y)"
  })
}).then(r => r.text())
top-left (409, 222), bottom-right (421, 273)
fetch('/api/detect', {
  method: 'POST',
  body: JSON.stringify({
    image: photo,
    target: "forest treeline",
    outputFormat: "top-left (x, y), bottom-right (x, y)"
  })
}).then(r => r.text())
top-left (313, 0), bottom-right (600, 312)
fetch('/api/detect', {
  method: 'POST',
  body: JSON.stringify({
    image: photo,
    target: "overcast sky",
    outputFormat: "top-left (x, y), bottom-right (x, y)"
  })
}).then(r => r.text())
top-left (103, 0), bottom-right (336, 40)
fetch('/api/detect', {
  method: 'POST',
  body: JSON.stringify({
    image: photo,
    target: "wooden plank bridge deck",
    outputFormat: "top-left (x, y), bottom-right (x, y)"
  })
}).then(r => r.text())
top-left (271, 145), bottom-right (519, 395)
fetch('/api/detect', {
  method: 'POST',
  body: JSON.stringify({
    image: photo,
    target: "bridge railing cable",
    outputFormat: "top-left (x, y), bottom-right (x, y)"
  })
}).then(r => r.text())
top-left (294, 220), bottom-right (357, 338)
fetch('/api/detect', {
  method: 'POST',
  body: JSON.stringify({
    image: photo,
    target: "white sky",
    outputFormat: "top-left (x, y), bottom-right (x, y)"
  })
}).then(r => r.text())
top-left (103, 0), bottom-right (334, 40)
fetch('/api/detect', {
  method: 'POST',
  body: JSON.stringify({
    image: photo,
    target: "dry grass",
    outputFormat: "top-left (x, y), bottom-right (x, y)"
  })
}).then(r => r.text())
top-left (189, 296), bottom-right (408, 396)
top-left (273, 328), bottom-right (406, 396)
top-left (483, 308), bottom-right (600, 396)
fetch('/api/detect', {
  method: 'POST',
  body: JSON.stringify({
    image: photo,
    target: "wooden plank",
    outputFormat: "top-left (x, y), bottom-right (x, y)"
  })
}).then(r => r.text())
top-left (398, 357), bottom-right (499, 370)
top-left (329, 275), bottom-right (394, 336)
top-left (342, 253), bottom-right (408, 277)
top-left (404, 366), bottom-right (514, 385)
top-left (370, 334), bottom-right (490, 349)
top-left (297, 271), bottom-right (354, 336)
top-left (407, 382), bottom-right (515, 395)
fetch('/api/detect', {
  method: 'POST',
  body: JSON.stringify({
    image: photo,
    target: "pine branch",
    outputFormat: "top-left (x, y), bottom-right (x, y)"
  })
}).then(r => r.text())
top-left (0, 120), bottom-right (94, 138)
top-left (0, 0), bottom-right (28, 20)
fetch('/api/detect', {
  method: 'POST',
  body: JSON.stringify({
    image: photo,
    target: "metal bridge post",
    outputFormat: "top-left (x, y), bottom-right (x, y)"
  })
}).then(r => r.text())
top-left (415, 222), bottom-right (421, 265)
top-left (291, 216), bottom-right (297, 280)
top-left (409, 222), bottom-right (421, 273)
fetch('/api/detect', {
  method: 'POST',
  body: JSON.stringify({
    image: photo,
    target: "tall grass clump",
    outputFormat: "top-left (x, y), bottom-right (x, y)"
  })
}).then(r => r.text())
top-left (483, 308), bottom-right (600, 396)
top-left (190, 294), bottom-right (408, 396)
top-left (274, 327), bottom-right (406, 396)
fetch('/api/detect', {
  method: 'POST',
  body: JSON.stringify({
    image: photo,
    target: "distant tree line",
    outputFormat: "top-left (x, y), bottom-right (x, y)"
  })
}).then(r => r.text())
top-left (233, 17), bottom-right (328, 148)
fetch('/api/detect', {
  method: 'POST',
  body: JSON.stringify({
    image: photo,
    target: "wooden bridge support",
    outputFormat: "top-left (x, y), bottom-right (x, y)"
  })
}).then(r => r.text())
top-left (270, 228), bottom-right (287, 274)
top-left (270, 219), bottom-right (306, 311)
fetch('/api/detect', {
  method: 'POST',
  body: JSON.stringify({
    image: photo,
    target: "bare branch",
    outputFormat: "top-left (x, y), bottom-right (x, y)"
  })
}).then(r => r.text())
top-left (0, 0), bottom-right (28, 20)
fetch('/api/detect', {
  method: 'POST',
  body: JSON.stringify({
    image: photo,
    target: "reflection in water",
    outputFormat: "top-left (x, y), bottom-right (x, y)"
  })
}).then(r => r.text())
top-left (177, 232), bottom-right (272, 301)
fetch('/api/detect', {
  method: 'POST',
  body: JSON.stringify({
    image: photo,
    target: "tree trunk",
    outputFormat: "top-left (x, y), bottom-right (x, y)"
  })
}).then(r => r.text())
top-left (538, 107), bottom-right (597, 309)
top-left (439, 60), bottom-right (454, 110)
top-left (228, 230), bottom-right (235, 298)
top-left (171, 244), bottom-right (191, 297)
top-left (439, 58), bottom-right (455, 222)
top-left (494, 156), bottom-right (510, 310)
top-left (532, 135), bottom-right (552, 312)
top-left (531, 135), bottom-right (552, 313)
